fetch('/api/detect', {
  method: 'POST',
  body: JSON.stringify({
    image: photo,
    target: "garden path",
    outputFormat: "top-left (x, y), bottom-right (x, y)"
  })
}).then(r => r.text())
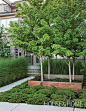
top-left (0, 76), bottom-right (34, 92)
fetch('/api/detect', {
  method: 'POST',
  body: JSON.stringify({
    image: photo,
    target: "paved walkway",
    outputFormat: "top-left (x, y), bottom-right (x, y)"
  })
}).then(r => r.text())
top-left (0, 76), bottom-right (34, 92)
top-left (0, 102), bottom-right (86, 111)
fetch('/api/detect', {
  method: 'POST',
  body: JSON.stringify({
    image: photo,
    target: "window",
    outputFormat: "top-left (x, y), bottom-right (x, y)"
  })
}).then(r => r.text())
top-left (13, 18), bottom-right (18, 23)
top-left (1, 19), bottom-right (6, 27)
top-left (19, 52), bottom-right (21, 56)
top-left (15, 46), bottom-right (18, 57)
top-left (7, 19), bottom-right (12, 27)
top-left (4, 4), bottom-right (8, 11)
top-left (0, 18), bottom-right (18, 28)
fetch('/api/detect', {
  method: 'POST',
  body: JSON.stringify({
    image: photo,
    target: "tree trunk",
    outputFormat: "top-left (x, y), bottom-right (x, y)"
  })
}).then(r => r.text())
top-left (56, 54), bottom-right (57, 60)
top-left (40, 56), bottom-right (43, 81)
top-left (68, 57), bottom-right (71, 82)
top-left (72, 58), bottom-right (75, 81)
top-left (48, 56), bottom-right (50, 79)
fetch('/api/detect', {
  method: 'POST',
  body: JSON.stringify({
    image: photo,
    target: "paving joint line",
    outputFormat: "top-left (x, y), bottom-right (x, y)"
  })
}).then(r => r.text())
top-left (10, 104), bottom-right (20, 111)
top-left (73, 106), bottom-right (75, 111)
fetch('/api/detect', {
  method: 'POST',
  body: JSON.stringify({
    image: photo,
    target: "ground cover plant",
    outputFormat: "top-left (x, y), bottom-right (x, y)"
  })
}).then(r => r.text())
top-left (43, 78), bottom-right (81, 83)
top-left (83, 77), bottom-right (86, 89)
top-left (0, 81), bottom-right (86, 108)
top-left (0, 57), bottom-right (28, 87)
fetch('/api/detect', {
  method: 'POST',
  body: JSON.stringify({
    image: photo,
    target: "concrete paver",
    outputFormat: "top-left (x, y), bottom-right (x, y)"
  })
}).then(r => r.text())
top-left (0, 76), bottom-right (34, 92)
top-left (13, 104), bottom-right (74, 111)
top-left (0, 102), bottom-right (86, 111)
top-left (0, 102), bottom-right (74, 111)
top-left (75, 108), bottom-right (86, 111)
top-left (0, 102), bottom-right (20, 111)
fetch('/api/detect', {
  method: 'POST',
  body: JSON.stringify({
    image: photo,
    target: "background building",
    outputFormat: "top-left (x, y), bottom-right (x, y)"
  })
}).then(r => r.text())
top-left (0, 0), bottom-right (24, 57)
top-left (0, 0), bottom-right (39, 65)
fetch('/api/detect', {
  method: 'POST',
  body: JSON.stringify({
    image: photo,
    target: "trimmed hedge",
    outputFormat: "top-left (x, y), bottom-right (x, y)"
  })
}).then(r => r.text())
top-left (0, 81), bottom-right (86, 108)
top-left (42, 58), bottom-right (86, 76)
top-left (0, 57), bottom-right (28, 87)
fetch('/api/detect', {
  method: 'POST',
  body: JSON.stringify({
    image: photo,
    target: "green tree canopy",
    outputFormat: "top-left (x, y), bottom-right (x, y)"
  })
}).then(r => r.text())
top-left (52, 0), bottom-right (86, 82)
top-left (6, 0), bottom-right (86, 82)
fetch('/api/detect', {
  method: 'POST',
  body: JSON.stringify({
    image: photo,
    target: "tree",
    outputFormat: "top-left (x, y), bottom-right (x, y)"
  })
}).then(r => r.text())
top-left (6, 0), bottom-right (58, 80)
top-left (52, 0), bottom-right (86, 82)
top-left (30, 0), bottom-right (57, 79)
top-left (6, 0), bottom-right (86, 82)
top-left (5, 0), bottom-right (48, 81)
top-left (0, 26), bottom-right (11, 58)
top-left (33, 20), bottom-right (54, 79)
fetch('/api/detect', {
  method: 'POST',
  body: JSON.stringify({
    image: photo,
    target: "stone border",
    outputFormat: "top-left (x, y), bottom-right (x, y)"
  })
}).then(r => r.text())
top-left (44, 74), bottom-right (84, 82)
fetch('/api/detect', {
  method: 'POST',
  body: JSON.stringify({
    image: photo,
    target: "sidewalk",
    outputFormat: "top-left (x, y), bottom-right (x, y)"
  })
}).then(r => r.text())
top-left (0, 102), bottom-right (86, 111)
top-left (0, 76), bottom-right (34, 92)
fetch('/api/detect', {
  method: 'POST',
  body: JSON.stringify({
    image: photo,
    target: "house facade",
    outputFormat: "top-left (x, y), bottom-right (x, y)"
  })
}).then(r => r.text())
top-left (0, 0), bottom-right (39, 65)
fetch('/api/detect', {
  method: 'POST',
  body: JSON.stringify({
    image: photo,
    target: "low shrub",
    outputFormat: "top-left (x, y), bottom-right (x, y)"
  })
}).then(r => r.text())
top-left (32, 85), bottom-right (44, 91)
top-left (55, 88), bottom-right (77, 99)
top-left (78, 89), bottom-right (86, 99)
top-left (45, 86), bottom-right (57, 94)
top-left (8, 93), bottom-right (30, 103)
top-left (26, 94), bottom-right (50, 105)
top-left (50, 94), bottom-right (70, 107)
top-left (0, 93), bottom-right (10, 102)
top-left (51, 94), bottom-right (67, 101)
top-left (0, 80), bottom-right (86, 108)
top-left (36, 88), bottom-right (54, 97)
top-left (73, 99), bottom-right (86, 108)
top-left (82, 77), bottom-right (86, 89)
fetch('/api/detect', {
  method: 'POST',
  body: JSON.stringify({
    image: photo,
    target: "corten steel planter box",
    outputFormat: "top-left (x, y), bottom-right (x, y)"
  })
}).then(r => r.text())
top-left (28, 81), bottom-right (82, 90)
top-left (28, 74), bottom-right (83, 90)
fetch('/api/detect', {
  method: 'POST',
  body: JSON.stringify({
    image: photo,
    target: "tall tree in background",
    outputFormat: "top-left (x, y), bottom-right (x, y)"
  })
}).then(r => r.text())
top-left (52, 0), bottom-right (86, 82)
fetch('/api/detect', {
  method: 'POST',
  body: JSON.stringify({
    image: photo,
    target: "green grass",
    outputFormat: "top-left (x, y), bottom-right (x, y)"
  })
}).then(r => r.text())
top-left (42, 58), bottom-right (86, 76)
top-left (0, 81), bottom-right (86, 108)
top-left (0, 57), bottom-right (28, 87)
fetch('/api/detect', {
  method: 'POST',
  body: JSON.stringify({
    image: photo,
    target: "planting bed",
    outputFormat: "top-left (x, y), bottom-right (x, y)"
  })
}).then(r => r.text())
top-left (0, 81), bottom-right (86, 108)
top-left (28, 75), bottom-right (83, 90)
top-left (44, 78), bottom-right (81, 82)
top-left (44, 74), bottom-right (84, 82)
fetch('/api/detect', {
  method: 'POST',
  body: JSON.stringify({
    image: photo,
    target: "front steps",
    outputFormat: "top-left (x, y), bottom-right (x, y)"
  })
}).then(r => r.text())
top-left (28, 64), bottom-right (41, 76)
